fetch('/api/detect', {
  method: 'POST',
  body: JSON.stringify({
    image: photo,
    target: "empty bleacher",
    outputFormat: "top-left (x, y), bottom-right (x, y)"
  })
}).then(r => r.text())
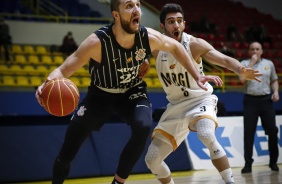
top-left (0, 44), bottom-right (91, 89)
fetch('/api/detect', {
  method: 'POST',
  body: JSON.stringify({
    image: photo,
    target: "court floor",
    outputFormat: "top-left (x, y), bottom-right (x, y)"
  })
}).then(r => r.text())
top-left (14, 164), bottom-right (282, 184)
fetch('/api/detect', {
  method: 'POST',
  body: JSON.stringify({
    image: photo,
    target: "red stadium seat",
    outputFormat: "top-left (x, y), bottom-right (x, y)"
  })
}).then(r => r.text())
top-left (275, 51), bottom-right (282, 58)
top-left (262, 42), bottom-right (270, 49)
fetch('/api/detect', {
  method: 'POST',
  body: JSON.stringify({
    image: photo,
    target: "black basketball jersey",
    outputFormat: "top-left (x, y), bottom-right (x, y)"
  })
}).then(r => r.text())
top-left (89, 24), bottom-right (151, 91)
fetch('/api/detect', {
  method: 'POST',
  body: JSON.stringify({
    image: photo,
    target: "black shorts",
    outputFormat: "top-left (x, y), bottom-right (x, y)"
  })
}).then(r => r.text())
top-left (71, 81), bottom-right (152, 130)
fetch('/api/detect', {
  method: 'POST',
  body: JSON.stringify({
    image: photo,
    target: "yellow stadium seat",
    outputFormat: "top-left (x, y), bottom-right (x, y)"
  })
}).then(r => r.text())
top-left (15, 54), bottom-right (27, 64)
top-left (23, 45), bottom-right (35, 54)
top-left (49, 65), bottom-right (58, 72)
top-left (10, 65), bottom-right (23, 74)
top-left (0, 65), bottom-right (10, 74)
top-left (147, 67), bottom-right (158, 77)
top-left (23, 65), bottom-right (36, 74)
top-left (2, 76), bottom-right (16, 86)
top-left (11, 45), bottom-right (23, 54)
top-left (152, 78), bottom-right (162, 88)
top-left (69, 77), bottom-right (81, 87)
top-left (35, 46), bottom-right (48, 54)
top-left (30, 76), bottom-right (43, 86)
top-left (81, 77), bottom-right (91, 87)
top-left (36, 65), bottom-right (49, 75)
top-left (28, 55), bottom-right (40, 65)
top-left (41, 55), bottom-right (53, 65)
top-left (143, 77), bottom-right (154, 88)
top-left (75, 67), bottom-right (88, 76)
top-left (16, 76), bottom-right (30, 86)
top-left (53, 55), bottom-right (64, 65)
top-left (149, 57), bottom-right (156, 67)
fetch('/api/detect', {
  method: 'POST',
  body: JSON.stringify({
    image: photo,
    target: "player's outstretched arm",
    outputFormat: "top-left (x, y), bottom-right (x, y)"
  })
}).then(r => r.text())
top-left (147, 28), bottom-right (220, 90)
top-left (192, 37), bottom-right (263, 83)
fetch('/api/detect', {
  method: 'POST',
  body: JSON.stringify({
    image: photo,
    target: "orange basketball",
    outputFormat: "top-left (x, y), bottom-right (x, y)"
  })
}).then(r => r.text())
top-left (41, 78), bottom-right (80, 116)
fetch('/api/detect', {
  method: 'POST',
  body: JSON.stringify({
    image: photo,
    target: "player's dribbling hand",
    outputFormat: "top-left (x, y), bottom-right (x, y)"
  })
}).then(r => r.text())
top-left (35, 78), bottom-right (51, 106)
top-left (138, 59), bottom-right (150, 78)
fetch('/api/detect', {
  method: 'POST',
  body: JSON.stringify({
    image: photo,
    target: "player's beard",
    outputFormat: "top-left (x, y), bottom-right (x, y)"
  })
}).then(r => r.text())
top-left (120, 17), bottom-right (139, 34)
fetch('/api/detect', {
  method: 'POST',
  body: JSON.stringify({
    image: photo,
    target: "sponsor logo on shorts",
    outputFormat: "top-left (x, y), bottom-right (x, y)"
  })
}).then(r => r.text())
top-left (77, 106), bottom-right (87, 116)
top-left (129, 92), bottom-right (147, 100)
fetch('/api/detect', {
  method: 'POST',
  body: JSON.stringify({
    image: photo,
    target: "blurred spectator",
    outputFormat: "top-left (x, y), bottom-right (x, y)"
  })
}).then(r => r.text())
top-left (245, 23), bottom-right (272, 45)
top-left (226, 24), bottom-right (243, 42)
top-left (220, 42), bottom-right (234, 57)
top-left (198, 15), bottom-right (217, 34)
top-left (0, 17), bottom-right (11, 62)
top-left (245, 23), bottom-right (257, 42)
top-left (60, 31), bottom-right (78, 56)
top-left (258, 24), bottom-right (272, 44)
top-left (189, 15), bottom-right (217, 34)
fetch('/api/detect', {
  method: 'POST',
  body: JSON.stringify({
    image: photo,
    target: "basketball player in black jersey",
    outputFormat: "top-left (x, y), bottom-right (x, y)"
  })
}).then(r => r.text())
top-left (35, 0), bottom-right (223, 183)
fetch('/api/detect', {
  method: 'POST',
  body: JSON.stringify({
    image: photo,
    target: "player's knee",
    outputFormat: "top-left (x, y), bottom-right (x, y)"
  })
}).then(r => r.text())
top-left (145, 151), bottom-right (171, 178)
top-left (197, 128), bottom-right (215, 147)
top-left (196, 119), bottom-right (226, 160)
top-left (196, 119), bottom-right (216, 146)
top-left (145, 151), bottom-right (157, 170)
top-left (145, 145), bottom-right (160, 170)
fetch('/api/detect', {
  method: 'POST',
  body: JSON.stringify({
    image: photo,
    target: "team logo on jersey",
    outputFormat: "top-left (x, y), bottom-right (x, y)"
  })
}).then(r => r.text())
top-left (135, 48), bottom-right (146, 61)
top-left (170, 64), bottom-right (176, 69)
top-left (129, 92), bottom-right (148, 100)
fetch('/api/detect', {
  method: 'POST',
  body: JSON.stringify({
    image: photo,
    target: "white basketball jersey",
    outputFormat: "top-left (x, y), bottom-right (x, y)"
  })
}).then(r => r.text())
top-left (156, 33), bottom-right (213, 104)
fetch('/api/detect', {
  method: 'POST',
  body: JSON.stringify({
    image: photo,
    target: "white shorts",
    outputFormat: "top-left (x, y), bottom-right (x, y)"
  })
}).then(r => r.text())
top-left (152, 94), bottom-right (218, 150)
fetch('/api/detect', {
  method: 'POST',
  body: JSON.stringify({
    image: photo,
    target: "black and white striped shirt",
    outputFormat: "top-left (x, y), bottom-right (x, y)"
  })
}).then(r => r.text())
top-left (89, 24), bottom-right (151, 92)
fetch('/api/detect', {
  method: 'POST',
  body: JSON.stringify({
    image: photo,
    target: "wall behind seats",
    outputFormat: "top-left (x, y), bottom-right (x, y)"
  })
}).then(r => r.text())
top-left (230, 0), bottom-right (282, 21)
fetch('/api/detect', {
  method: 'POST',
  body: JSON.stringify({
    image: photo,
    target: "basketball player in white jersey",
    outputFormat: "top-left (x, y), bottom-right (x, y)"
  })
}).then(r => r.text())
top-left (145, 3), bottom-right (262, 184)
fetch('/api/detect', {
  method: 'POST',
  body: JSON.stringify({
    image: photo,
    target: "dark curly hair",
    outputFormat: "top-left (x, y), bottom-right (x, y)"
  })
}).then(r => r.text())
top-left (160, 3), bottom-right (184, 24)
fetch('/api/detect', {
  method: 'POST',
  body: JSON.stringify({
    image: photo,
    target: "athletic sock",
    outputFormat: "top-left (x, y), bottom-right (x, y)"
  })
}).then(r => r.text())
top-left (220, 168), bottom-right (234, 183)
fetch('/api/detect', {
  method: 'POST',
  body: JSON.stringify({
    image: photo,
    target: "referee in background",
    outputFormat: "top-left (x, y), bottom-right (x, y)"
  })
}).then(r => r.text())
top-left (240, 41), bottom-right (280, 173)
